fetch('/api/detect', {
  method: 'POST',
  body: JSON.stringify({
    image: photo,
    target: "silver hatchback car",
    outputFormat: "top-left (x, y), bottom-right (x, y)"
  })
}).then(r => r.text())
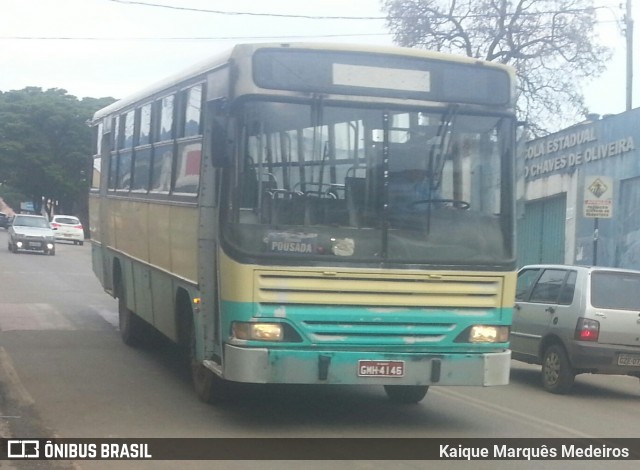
top-left (511, 264), bottom-right (640, 394)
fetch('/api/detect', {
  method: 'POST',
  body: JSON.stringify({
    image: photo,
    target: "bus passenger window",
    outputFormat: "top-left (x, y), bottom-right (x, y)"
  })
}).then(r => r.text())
top-left (108, 116), bottom-right (119, 190)
top-left (138, 103), bottom-right (152, 146)
top-left (174, 142), bottom-right (201, 194)
top-left (116, 111), bottom-right (134, 190)
top-left (159, 95), bottom-right (174, 141)
top-left (183, 85), bottom-right (203, 138)
top-left (150, 95), bottom-right (176, 193)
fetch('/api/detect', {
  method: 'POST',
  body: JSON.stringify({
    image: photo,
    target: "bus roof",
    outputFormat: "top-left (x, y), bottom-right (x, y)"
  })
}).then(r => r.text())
top-left (91, 42), bottom-right (515, 122)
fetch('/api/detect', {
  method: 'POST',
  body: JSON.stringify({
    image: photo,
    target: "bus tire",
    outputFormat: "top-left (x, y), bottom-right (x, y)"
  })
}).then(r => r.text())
top-left (117, 282), bottom-right (146, 347)
top-left (190, 322), bottom-right (230, 404)
top-left (383, 385), bottom-right (429, 404)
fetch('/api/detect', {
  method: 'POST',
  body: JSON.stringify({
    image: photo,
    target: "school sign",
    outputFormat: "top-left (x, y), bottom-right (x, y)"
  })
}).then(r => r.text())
top-left (519, 108), bottom-right (640, 269)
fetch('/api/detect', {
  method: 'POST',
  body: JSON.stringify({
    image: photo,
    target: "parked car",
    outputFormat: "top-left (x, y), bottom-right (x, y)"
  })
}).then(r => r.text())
top-left (8, 214), bottom-right (56, 255)
top-left (511, 264), bottom-right (640, 394)
top-left (0, 212), bottom-right (8, 229)
top-left (50, 215), bottom-right (84, 245)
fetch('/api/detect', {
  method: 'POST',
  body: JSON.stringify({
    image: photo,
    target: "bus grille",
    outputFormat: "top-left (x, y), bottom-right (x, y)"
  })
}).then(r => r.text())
top-left (255, 270), bottom-right (502, 308)
top-left (300, 319), bottom-right (456, 344)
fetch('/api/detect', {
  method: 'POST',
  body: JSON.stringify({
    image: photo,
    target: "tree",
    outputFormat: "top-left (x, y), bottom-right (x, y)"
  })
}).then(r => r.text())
top-left (0, 88), bottom-right (114, 217)
top-left (382, 0), bottom-right (613, 134)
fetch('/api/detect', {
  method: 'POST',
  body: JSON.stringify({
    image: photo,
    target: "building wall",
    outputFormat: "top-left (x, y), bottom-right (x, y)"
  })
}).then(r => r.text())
top-left (520, 107), bottom-right (640, 268)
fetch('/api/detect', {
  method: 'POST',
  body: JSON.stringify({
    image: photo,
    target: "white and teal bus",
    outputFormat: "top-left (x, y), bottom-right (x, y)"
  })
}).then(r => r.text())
top-left (89, 43), bottom-right (517, 404)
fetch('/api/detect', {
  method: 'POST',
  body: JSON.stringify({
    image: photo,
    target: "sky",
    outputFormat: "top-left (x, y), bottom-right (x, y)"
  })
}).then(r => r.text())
top-left (0, 0), bottom-right (638, 122)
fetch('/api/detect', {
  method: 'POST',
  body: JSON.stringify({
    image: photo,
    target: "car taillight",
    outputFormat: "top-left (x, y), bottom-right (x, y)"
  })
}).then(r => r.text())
top-left (75, 224), bottom-right (83, 229)
top-left (575, 317), bottom-right (599, 342)
top-left (51, 223), bottom-right (60, 228)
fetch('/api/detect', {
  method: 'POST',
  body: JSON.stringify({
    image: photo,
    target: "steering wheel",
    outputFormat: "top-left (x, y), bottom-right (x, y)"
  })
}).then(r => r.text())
top-left (409, 199), bottom-right (470, 209)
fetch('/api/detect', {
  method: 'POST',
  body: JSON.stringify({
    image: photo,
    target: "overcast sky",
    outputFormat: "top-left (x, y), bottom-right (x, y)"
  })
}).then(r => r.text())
top-left (0, 0), bottom-right (637, 120)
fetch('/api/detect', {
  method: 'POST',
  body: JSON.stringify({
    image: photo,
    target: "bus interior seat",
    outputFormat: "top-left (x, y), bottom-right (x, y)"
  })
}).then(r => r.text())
top-left (345, 176), bottom-right (366, 226)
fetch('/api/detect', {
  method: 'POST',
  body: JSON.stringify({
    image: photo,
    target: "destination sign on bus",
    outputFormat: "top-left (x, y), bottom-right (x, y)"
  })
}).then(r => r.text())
top-left (253, 49), bottom-right (510, 106)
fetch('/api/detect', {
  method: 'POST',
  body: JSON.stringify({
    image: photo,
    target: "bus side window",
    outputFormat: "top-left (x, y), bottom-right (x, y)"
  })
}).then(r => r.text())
top-left (150, 95), bottom-right (175, 193)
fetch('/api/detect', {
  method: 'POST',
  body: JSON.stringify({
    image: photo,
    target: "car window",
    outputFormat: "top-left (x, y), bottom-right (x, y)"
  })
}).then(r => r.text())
top-left (55, 217), bottom-right (80, 225)
top-left (515, 268), bottom-right (541, 301)
top-left (528, 269), bottom-right (567, 304)
top-left (557, 270), bottom-right (577, 305)
top-left (591, 271), bottom-right (640, 310)
top-left (13, 216), bottom-right (50, 229)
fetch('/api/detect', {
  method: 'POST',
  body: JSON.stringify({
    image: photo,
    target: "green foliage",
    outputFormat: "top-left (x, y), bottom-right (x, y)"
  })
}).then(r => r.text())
top-left (0, 87), bottom-right (115, 214)
top-left (0, 183), bottom-right (26, 212)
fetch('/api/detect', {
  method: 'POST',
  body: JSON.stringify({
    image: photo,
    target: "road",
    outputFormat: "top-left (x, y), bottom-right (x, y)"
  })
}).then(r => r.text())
top-left (0, 229), bottom-right (639, 470)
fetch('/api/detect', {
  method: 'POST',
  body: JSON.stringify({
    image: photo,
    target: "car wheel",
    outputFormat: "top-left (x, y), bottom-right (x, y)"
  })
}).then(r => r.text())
top-left (11, 243), bottom-right (17, 254)
top-left (79, 241), bottom-right (84, 246)
top-left (383, 385), bottom-right (429, 404)
top-left (117, 283), bottom-right (147, 347)
top-left (542, 344), bottom-right (575, 394)
top-left (49, 249), bottom-right (56, 256)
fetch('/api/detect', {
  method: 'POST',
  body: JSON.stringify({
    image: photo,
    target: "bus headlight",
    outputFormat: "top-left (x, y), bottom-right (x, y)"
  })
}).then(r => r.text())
top-left (468, 325), bottom-right (509, 343)
top-left (232, 322), bottom-right (284, 341)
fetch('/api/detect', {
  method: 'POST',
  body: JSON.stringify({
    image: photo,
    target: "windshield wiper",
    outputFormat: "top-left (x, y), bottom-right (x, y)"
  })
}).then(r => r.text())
top-left (428, 104), bottom-right (458, 195)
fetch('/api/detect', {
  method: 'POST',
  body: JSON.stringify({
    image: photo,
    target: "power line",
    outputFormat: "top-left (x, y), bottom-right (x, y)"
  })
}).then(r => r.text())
top-left (0, 33), bottom-right (392, 41)
top-left (103, 0), bottom-right (623, 21)
top-left (104, 0), bottom-right (387, 20)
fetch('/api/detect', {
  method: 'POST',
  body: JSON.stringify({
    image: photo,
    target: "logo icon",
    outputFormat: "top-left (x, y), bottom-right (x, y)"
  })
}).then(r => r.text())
top-left (7, 440), bottom-right (40, 459)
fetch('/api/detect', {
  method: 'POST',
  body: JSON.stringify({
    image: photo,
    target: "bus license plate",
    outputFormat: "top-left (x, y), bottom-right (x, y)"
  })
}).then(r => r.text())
top-left (358, 360), bottom-right (405, 377)
top-left (617, 354), bottom-right (640, 367)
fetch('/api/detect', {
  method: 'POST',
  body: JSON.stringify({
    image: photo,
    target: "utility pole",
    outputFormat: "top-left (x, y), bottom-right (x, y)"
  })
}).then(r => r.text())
top-left (626, 0), bottom-right (634, 111)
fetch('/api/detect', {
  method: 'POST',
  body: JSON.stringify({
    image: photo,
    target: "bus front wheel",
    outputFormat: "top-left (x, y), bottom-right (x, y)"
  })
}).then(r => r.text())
top-left (384, 385), bottom-right (429, 404)
top-left (189, 323), bottom-right (231, 404)
top-left (191, 361), bottom-right (232, 405)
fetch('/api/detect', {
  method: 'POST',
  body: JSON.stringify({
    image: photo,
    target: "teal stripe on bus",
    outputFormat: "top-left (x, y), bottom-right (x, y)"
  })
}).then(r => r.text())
top-left (221, 300), bottom-right (512, 350)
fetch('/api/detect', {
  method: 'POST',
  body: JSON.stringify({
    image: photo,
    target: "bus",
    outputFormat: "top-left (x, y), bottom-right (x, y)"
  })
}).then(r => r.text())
top-left (89, 42), bottom-right (517, 404)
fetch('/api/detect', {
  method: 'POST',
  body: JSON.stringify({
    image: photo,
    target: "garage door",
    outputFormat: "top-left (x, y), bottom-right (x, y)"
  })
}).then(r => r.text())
top-left (517, 195), bottom-right (566, 267)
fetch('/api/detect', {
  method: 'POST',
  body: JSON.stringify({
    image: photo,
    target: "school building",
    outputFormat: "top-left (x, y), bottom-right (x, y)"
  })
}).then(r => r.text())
top-left (518, 106), bottom-right (640, 268)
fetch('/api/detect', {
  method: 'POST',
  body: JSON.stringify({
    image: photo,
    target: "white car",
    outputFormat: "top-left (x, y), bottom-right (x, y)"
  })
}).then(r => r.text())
top-left (8, 214), bottom-right (56, 255)
top-left (50, 215), bottom-right (85, 245)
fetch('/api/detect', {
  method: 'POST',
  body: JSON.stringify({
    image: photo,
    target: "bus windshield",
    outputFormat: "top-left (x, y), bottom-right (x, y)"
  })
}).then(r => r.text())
top-left (222, 100), bottom-right (514, 267)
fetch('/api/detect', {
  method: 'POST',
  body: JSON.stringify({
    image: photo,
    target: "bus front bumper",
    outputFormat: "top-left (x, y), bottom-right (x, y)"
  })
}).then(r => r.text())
top-left (215, 345), bottom-right (511, 386)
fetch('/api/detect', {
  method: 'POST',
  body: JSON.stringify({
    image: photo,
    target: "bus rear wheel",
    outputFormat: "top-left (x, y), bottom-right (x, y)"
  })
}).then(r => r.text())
top-left (384, 385), bottom-right (429, 404)
top-left (117, 283), bottom-right (146, 347)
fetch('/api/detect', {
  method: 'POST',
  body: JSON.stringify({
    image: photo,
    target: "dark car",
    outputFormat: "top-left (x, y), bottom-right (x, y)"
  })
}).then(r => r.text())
top-left (0, 212), bottom-right (9, 229)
